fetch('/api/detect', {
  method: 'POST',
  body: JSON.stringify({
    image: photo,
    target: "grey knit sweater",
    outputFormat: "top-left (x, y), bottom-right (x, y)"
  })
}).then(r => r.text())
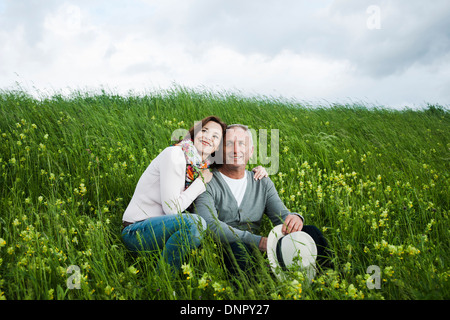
top-left (194, 168), bottom-right (304, 247)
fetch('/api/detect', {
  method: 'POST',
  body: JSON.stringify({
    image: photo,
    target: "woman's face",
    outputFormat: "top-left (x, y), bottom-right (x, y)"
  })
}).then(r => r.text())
top-left (193, 121), bottom-right (223, 158)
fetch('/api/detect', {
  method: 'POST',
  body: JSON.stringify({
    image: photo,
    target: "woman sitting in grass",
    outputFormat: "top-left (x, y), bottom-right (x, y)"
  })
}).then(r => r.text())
top-left (121, 116), bottom-right (267, 272)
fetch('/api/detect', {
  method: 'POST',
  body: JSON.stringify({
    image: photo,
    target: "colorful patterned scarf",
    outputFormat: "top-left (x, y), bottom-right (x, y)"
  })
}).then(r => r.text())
top-left (174, 139), bottom-right (211, 189)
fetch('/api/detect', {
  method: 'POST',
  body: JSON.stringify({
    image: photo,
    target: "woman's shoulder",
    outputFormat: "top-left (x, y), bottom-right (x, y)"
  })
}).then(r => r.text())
top-left (161, 145), bottom-right (183, 155)
top-left (158, 145), bottom-right (185, 166)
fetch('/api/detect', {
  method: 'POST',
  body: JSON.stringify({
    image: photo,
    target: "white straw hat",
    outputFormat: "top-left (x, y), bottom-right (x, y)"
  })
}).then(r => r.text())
top-left (267, 225), bottom-right (317, 281)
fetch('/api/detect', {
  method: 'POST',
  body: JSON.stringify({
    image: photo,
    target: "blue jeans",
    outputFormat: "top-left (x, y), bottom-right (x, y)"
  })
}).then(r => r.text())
top-left (121, 214), bottom-right (207, 270)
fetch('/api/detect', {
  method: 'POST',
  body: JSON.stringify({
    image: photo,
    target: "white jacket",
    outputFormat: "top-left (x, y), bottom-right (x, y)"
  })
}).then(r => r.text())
top-left (122, 146), bottom-right (206, 223)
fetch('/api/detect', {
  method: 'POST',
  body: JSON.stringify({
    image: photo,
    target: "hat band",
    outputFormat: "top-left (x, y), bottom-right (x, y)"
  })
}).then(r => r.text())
top-left (275, 236), bottom-right (287, 270)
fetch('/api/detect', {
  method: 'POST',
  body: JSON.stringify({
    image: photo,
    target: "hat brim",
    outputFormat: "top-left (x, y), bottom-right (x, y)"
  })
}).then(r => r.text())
top-left (267, 225), bottom-right (317, 281)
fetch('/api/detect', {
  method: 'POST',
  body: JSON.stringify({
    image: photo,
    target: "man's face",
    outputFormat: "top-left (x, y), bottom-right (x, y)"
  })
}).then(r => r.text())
top-left (223, 128), bottom-right (254, 168)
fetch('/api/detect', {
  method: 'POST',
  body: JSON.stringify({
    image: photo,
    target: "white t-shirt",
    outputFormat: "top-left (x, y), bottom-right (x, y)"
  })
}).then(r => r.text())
top-left (219, 171), bottom-right (247, 207)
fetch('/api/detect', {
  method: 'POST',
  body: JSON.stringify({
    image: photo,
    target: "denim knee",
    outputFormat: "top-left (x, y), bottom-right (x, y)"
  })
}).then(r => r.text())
top-left (184, 214), bottom-right (207, 245)
top-left (194, 215), bottom-right (207, 233)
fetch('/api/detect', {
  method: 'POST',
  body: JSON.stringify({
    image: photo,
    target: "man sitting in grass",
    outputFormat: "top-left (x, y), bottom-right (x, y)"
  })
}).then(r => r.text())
top-left (194, 124), bottom-right (332, 274)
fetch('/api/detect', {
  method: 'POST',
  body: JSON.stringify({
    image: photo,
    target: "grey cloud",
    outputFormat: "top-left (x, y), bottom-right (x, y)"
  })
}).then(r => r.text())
top-left (181, 0), bottom-right (319, 55)
top-left (147, 0), bottom-right (450, 79)
top-left (1, 0), bottom-right (448, 107)
top-left (0, 0), bottom-right (60, 46)
top-left (304, 0), bottom-right (450, 78)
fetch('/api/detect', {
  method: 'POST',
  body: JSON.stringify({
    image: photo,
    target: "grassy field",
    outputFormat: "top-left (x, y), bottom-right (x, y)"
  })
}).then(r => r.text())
top-left (0, 87), bottom-right (448, 300)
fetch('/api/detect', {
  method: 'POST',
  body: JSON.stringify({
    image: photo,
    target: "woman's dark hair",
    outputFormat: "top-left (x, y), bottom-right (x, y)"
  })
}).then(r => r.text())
top-left (183, 116), bottom-right (227, 142)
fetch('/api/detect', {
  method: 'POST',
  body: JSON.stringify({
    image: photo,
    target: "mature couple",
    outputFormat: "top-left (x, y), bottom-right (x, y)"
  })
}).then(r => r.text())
top-left (121, 116), bottom-right (331, 275)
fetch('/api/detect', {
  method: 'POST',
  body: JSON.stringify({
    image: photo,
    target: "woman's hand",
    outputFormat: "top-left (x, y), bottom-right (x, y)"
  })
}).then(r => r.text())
top-left (200, 168), bottom-right (213, 184)
top-left (252, 166), bottom-right (269, 180)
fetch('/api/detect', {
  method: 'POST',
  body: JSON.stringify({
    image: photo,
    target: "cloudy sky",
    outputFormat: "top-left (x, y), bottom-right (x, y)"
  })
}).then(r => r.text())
top-left (1, 0), bottom-right (449, 109)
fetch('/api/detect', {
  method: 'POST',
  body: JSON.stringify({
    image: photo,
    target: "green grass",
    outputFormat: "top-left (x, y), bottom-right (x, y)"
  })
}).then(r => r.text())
top-left (0, 86), bottom-right (449, 300)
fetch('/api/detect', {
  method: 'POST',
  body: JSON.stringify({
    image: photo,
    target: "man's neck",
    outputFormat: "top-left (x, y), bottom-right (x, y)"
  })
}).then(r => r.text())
top-left (218, 165), bottom-right (246, 179)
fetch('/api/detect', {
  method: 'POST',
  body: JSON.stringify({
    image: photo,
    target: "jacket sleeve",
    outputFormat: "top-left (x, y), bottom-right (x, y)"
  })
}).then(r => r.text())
top-left (159, 147), bottom-right (206, 214)
top-left (194, 188), bottom-right (262, 247)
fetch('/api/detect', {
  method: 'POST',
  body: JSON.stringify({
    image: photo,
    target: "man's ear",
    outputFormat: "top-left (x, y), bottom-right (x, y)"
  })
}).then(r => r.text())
top-left (249, 145), bottom-right (254, 159)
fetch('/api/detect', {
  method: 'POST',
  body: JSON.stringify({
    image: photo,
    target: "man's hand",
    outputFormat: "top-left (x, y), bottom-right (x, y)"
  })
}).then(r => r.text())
top-left (259, 237), bottom-right (268, 251)
top-left (282, 214), bottom-right (303, 234)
